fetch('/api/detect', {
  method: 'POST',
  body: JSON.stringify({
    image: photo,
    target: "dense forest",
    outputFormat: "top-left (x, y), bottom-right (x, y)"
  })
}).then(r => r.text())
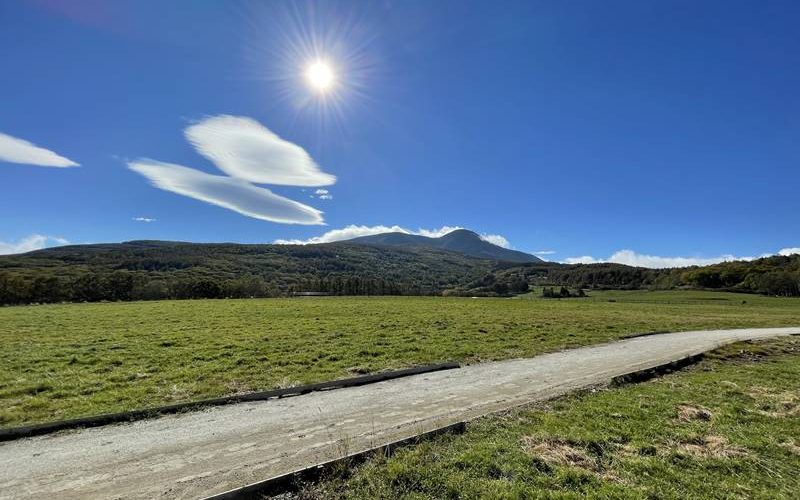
top-left (0, 240), bottom-right (798, 305)
top-left (492, 254), bottom-right (800, 297)
top-left (0, 241), bottom-right (495, 305)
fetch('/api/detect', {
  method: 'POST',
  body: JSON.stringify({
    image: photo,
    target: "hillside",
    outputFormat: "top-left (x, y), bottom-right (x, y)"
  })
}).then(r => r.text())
top-left (496, 254), bottom-right (800, 297)
top-left (0, 239), bottom-right (798, 305)
top-left (346, 229), bottom-right (542, 263)
top-left (0, 240), bottom-right (501, 304)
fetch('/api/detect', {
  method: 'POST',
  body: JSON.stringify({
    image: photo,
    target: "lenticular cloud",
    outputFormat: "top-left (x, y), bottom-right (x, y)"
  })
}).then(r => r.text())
top-left (185, 115), bottom-right (336, 186)
top-left (128, 159), bottom-right (324, 225)
top-left (0, 132), bottom-right (79, 167)
top-left (128, 114), bottom-right (335, 224)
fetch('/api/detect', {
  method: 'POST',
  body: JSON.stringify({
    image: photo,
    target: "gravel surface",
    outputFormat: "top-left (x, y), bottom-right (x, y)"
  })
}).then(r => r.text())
top-left (1, 327), bottom-right (798, 499)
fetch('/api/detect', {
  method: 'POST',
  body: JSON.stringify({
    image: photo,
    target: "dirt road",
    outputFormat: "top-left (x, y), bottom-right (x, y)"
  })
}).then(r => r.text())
top-left (2, 327), bottom-right (798, 499)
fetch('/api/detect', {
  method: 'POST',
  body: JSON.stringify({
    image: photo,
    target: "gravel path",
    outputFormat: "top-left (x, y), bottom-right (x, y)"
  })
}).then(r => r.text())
top-left (2, 327), bottom-right (798, 499)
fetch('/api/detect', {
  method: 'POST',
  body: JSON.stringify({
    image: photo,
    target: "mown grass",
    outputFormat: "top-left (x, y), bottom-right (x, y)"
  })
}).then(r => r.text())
top-left (0, 291), bottom-right (798, 427)
top-left (304, 336), bottom-right (800, 499)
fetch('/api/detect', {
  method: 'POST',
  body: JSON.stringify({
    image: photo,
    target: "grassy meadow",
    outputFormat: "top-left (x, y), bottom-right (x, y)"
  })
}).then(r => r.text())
top-left (306, 337), bottom-right (800, 499)
top-left (1, 290), bottom-right (798, 427)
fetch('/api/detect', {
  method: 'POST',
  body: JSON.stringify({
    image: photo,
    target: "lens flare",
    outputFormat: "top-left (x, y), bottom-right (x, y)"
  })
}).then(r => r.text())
top-left (240, 1), bottom-right (381, 139)
top-left (305, 61), bottom-right (334, 91)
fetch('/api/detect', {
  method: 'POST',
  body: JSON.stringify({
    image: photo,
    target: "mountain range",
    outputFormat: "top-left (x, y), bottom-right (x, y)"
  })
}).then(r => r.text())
top-left (0, 228), bottom-right (797, 305)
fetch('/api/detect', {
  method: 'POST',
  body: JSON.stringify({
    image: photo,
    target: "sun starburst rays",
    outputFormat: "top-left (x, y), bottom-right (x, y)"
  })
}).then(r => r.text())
top-left (237, 2), bottom-right (380, 141)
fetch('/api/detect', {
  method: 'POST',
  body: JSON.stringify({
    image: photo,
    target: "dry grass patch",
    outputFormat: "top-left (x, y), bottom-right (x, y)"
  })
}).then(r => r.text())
top-left (675, 434), bottom-right (748, 459)
top-left (520, 436), bottom-right (618, 480)
top-left (747, 388), bottom-right (800, 418)
top-left (224, 379), bottom-right (254, 396)
top-left (618, 434), bottom-right (747, 461)
top-left (275, 376), bottom-right (303, 389)
top-left (162, 384), bottom-right (191, 402)
top-left (676, 403), bottom-right (713, 422)
top-left (779, 441), bottom-right (800, 456)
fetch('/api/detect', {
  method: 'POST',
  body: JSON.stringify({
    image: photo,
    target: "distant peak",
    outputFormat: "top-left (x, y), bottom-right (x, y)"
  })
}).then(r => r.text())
top-left (342, 227), bottom-right (541, 263)
top-left (440, 228), bottom-right (480, 238)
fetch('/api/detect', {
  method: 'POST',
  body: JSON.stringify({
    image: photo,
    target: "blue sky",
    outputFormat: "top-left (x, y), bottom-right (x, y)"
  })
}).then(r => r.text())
top-left (1, 0), bottom-right (798, 266)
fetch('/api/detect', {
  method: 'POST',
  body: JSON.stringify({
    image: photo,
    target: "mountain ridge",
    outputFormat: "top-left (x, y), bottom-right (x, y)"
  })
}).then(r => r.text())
top-left (345, 229), bottom-right (543, 263)
top-left (0, 237), bottom-right (797, 305)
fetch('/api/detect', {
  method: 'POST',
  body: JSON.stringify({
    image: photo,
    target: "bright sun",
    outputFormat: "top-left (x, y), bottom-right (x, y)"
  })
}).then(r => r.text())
top-left (305, 61), bottom-right (334, 91)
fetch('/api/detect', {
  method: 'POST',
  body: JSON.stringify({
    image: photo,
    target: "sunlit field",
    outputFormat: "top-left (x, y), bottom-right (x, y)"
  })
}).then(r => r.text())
top-left (1, 290), bottom-right (798, 428)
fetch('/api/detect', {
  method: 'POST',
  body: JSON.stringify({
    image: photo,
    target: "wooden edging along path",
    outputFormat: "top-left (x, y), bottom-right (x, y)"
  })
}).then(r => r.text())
top-left (200, 350), bottom-right (711, 499)
top-left (0, 362), bottom-right (459, 442)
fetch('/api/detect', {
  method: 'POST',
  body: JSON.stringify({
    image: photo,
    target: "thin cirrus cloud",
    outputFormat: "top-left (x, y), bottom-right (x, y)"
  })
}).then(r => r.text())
top-left (0, 132), bottom-right (79, 167)
top-left (185, 115), bottom-right (336, 187)
top-left (562, 247), bottom-right (800, 268)
top-left (128, 159), bottom-right (324, 225)
top-left (563, 250), bottom-right (755, 268)
top-left (132, 216), bottom-right (157, 223)
top-left (0, 234), bottom-right (70, 255)
top-left (274, 224), bottom-right (512, 248)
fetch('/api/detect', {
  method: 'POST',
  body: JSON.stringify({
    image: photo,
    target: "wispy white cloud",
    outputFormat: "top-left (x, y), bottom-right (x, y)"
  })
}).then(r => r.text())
top-left (411, 226), bottom-right (510, 248)
top-left (311, 188), bottom-right (333, 200)
top-left (0, 132), bottom-right (79, 167)
top-left (479, 234), bottom-right (510, 249)
top-left (562, 249), bottom-right (769, 268)
top-left (534, 250), bottom-right (556, 256)
top-left (562, 255), bottom-right (600, 265)
top-left (185, 115), bottom-right (336, 186)
top-left (275, 224), bottom-right (410, 244)
top-left (778, 247), bottom-right (800, 256)
top-left (274, 224), bottom-right (511, 247)
top-left (132, 216), bottom-right (157, 223)
top-left (0, 234), bottom-right (69, 255)
top-left (128, 159), bottom-right (324, 225)
top-left (414, 226), bottom-right (464, 239)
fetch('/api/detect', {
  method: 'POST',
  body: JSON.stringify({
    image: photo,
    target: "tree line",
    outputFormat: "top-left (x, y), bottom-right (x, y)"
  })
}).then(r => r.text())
top-left (492, 254), bottom-right (800, 297)
top-left (0, 272), bottom-right (448, 306)
top-left (0, 241), bottom-right (797, 306)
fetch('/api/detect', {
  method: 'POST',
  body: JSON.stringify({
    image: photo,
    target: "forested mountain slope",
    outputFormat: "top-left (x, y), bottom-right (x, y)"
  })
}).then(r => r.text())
top-left (0, 240), bottom-right (797, 305)
top-left (347, 229), bottom-right (542, 263)
top-left (0, 240), bottom-right (497, 304)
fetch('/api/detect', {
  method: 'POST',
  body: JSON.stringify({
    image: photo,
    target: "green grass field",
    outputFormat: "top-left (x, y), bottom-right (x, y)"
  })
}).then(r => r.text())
top-left (1, 290), bottom-right (798, 428)
top-left (306, 337), bottom-right (800, 499)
